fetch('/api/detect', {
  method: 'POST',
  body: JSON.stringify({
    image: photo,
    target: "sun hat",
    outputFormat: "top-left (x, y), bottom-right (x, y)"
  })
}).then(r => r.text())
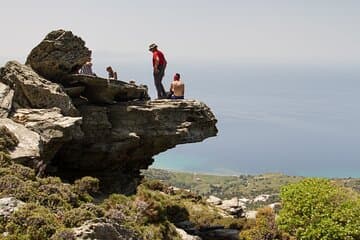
top-left (149, 43), bottom-right (158, 50)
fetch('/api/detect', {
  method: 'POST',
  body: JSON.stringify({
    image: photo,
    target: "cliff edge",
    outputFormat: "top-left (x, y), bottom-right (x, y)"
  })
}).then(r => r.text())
top-left (0, 29), bottom-right (218, 193)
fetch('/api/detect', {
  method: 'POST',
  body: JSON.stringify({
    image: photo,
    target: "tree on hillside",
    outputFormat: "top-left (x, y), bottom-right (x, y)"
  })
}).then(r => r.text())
top-left (277, 178), bottom-right (360, 240)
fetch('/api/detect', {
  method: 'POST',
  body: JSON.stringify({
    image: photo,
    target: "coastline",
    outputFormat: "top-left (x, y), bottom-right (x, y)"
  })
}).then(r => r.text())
top-left (153, 155), bottom-right (360, 179)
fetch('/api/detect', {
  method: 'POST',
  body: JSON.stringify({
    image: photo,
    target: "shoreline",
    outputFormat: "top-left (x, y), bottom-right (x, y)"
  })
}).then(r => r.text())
top-left (148, 166), bottom-right (360, 180)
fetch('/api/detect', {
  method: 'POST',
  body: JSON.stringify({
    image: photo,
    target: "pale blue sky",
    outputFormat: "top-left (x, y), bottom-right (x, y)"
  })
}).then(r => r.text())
top-left (1, 0), bottom-right (360, 66)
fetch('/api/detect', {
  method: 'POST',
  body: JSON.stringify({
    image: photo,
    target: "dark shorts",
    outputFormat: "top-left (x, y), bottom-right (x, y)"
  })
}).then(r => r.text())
top-left (171, 95), bottom-right (184, 100)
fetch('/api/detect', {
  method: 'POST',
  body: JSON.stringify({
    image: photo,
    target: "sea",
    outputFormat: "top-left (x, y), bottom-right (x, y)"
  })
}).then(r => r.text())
top-left (92, 60), bottom-right (360, 178)
top-left (149, 63), bottom-right (360, 178)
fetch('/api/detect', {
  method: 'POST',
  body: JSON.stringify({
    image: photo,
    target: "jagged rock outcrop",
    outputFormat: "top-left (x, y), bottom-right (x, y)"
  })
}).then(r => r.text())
top-left (0, 29), bottom-right (221, 240)
top-left (26, 29), bottom-right (91, 81)
top-left (0, 61), bottom-right (78, 116)
top-left (54, 99), bottom-right (217, 192)
top-left (206, 196), bottom-right (246, 218)
top-left (64, 74), bottom-right (149, 103)
top-left (0, 82), bottom-right (14, 118)
top-left (0, 29), bottom-right (218, 193)
top-left (218, 197), bottom-right (245, 218)
top-left (0, 107), bottom-right (82, 170)
top-left (11, 108), bottom-right (83, 165)
top-left (0, 118), bottom-right (41, 164)
top-left (73, 219), bottom-right (141, 240)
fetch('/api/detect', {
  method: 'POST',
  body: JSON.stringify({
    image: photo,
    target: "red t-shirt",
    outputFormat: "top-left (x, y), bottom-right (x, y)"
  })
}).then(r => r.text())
top-left (152, 50), bottom-right (167, 67)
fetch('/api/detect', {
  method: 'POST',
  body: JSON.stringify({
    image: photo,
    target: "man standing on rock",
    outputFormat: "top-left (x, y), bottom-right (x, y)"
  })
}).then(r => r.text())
top-left (149, 43), bottom-right (167, 99)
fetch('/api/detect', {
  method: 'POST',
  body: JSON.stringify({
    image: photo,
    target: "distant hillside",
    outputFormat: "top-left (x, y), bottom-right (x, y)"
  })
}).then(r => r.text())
top-left (143, 168), bottom-right (360, 208)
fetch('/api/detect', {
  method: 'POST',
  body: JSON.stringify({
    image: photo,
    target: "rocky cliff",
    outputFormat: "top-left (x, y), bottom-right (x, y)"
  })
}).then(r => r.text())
top-left (0, 29), bottom-right (217, 193)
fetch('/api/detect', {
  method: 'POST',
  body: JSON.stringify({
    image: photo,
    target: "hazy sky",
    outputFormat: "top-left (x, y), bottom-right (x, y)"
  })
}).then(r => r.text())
top-left (1, 0), bottom-right (360, 66)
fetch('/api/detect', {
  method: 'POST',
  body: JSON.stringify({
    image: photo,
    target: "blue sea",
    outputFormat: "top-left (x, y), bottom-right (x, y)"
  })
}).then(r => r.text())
top-left (148, 63), bottom-right (360, 178)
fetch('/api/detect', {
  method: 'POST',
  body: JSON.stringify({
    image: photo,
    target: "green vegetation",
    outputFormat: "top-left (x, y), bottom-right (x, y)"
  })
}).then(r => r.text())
top-left (101, 180), bottom-right (246, 239)
top-left (240, 207), bottom-right (283, 240)
top-left (0, 135), bottom-right (245, 239)
top-left (2, 132), bottom-right (360, 240)
top-left (277, 178), bottom-right (360, 240)
top-left (143, 168), bottom-right (304, 208)
top-left (239, 179), bottom-right (360, 240)
top-left (144, 168), bottom-right (360, 202)
top-left (5, 203), bottom-right (61, 240)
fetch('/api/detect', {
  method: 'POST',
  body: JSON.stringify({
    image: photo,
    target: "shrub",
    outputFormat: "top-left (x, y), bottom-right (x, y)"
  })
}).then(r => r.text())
top-left (73, 176), bottom-right (100, 202)
top-left (50, 228), bottom-right (76, 240)
top-left (142, 179), bottom-right (169, 192)
top-left (135, 221), bottom-right (182, 240)
top-left (5, 203), bottom-right (61, 240)
top-left (0, 126), bottom-right (19, 152)
top-left (63, 208), bottom-right (96, 228)
top-left (62, 203), bottom-right (104, 228)
top-left (0, 175), bottom-right (37, 201)
top-left (277, 178), bottom-right (360, 240)
top-left (0, 128), bottom-right (15, 168)
top-left (240, 207), bottom-right (280, 240)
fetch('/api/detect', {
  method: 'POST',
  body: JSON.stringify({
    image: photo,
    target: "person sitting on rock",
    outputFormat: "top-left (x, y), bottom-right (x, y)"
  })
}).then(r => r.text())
top-left (106, 66), bottom-right (118, 80)
top-left (169, 73), bottom-right (184, 100)
top-left (79, 57), bottom-right (96, 76)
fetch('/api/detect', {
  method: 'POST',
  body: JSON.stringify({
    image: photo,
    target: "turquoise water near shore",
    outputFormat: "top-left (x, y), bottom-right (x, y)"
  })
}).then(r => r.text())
top-left (149, 63), bottom-right (360, 178)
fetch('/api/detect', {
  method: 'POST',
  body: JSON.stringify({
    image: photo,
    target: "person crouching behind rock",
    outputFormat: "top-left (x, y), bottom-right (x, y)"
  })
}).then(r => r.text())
top-left (80, 57), bottom-right (96, 76)
top-left (169, 73), bottom-right (184, 99)
top-left (106, 66), bottom-right (118, 80)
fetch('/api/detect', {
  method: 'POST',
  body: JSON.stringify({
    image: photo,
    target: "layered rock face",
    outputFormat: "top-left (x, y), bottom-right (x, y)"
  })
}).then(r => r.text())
top-left (0, 29), bottom-right (217, 192)
top-left (0, 61), bottom-right (78, 116)
top-left (64, 74), bottom-right (149, 103)
top-left (54, 99), bottom-right (217, 192)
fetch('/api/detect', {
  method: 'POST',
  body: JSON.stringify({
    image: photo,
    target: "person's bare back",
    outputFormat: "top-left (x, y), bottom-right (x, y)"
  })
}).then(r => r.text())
top-left (171, 80), bottom-right (185, 97)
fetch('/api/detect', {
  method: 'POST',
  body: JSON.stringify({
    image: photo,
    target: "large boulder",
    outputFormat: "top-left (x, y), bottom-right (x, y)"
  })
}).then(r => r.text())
top-left (0, 197), bottom-right (25, 221)
top-left (218, 197), bottom-right (245, 217)
top-left (0, 61), bottom-right (78, 116)
top-left (206, 196), bottom-right (222, 205)
top-left (53, 99), bottom-right (218, 193)
top-left (0, 82), bottom-right (14, 118)
top-left (64, 74), bottom-right (149, 103)
top-left (26, 29), bottom-right (91, 81)
top-left (11, 108), bottom-right (83, 164)
top-left (0, 118), bottom-right (41, 165)
top-left (176, 228), bottom-right (202, 240)
top-left (73, 219), bottom-right (142, 240)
